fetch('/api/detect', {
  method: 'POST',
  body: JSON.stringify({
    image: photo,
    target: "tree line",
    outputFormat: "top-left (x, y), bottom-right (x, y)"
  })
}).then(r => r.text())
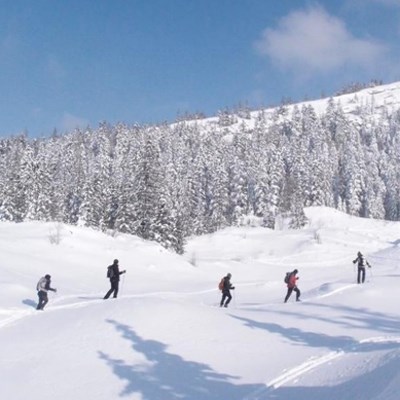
top-left (0, 97), bottom-right (399, 253)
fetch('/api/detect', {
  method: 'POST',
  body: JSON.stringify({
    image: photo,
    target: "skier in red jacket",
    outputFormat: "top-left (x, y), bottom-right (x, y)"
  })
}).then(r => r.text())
top-left (284, 269), bottom-right (301, 303)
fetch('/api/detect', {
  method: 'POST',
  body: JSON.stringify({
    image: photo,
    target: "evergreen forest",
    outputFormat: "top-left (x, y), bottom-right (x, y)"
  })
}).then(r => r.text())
top-left (0, 96), bottom-right (399, 253)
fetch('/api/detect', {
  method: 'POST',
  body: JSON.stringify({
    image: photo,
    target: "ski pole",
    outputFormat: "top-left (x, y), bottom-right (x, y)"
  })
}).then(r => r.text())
top-left (121, 273), bottom-right (126, 296)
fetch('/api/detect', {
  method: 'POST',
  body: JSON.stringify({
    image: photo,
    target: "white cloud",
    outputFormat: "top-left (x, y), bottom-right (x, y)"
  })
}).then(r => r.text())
top-left (255, 6), bottom-right (387, 73)
top-left (59, 112), bottom-right (89, 133)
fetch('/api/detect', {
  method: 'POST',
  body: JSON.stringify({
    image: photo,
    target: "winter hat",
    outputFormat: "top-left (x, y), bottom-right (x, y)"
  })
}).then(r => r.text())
top-left (227, 273), bottom-right (232, 278)
top-left (113, 259), bottom-right (119, 264)
top-left (45, 274), bottom-right (51, 279)
top-left (293, 269), bottom-right (298, 274)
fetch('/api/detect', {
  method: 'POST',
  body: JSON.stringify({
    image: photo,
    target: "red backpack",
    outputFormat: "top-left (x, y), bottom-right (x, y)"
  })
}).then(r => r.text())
top-left (218, 277), bottom-right (225, 291)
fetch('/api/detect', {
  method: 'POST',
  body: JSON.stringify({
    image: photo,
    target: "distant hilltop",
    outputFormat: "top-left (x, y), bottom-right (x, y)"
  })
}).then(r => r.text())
top-left (178, 80), bottom-right (400, 131)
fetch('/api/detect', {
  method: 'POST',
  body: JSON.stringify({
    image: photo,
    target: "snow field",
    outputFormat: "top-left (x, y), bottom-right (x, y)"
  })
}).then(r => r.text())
top-left (0, 207), bottom-right (399, 400)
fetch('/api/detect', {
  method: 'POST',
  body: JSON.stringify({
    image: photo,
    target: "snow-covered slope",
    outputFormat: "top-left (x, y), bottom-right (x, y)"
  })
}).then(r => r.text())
top-left (182, 80), bottom-right (400, 133)
top-left (1, 207), bottom-right (399, 400)
top-left (277, 80), bottom-right (400, 117)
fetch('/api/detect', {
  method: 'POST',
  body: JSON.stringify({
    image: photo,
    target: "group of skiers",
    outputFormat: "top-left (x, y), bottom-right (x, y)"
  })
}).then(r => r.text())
top-left (35, 259), bottom-right (126, 310)
top-left (36, 252), bottom-right (372, 310)
top-left (218, 269), bottom-right (300, 307)
top-left (218, 251), bottom-right (372, 307)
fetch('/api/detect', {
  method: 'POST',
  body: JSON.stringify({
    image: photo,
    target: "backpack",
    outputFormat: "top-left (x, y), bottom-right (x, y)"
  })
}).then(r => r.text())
top-left (284, 272), bottom-right (291, 284)
top-left (107, 266), bottom-right (115, 279)
top-left (218, 277), bottom-right (225, 291)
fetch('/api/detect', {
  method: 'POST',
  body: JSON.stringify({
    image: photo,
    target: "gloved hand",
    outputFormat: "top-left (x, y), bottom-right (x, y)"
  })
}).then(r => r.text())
top-left (231, 286), bottom-right (235, 290)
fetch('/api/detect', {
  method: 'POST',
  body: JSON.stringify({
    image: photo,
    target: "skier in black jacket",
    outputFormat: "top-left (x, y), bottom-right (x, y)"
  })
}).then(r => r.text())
top-left (36, 274), bottom-right (57, 310)
top-left (220, 273), bottom-right (235, 308)
top-left (104, 259), bottom-right (126, 299)
top-left (353, 251), bottom-right (371, 284)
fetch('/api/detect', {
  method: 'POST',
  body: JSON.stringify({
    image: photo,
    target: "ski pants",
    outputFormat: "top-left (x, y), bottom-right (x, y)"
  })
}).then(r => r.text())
top-left (284, 286), bottom-right (300, 303)
top-left (37, 290), bottom-right (49, 310)
top-left (104, 279), bottom-right (119, 299)
top-left (357, 267), bottom-right (366, 283)
top-left (220, 290), bottom-right (232, 307)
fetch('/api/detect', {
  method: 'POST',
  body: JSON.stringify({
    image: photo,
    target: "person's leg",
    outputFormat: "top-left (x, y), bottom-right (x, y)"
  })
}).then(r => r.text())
top-left (361, 267), bottom-right (366, 283)
top-left (294, 287), bottom-right (301, 301)
top-left (284, 288), bottom-right (293, 303)
top-left (112, 281), bottom-right (120, 298)
top-left (220, 293), bottom-right (227, 307)
top-left (224, 292), bottom-right (232, 307)
top-left (36, 291), bottom-right (43, 310)
top-left (357, 268), bottom-right (361, 284)
top-left (37, 292), bottom-right (49, 310)
top-left (104, 281), bottom-right (114, 299)
top-left (41, 293), bottom-right (49, 309)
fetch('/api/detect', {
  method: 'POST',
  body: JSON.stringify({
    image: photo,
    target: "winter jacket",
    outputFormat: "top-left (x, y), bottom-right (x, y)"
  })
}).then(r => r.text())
top-left (287, 273), bottom-right (298, 289)
top-left (108, 262), bottom-right (125, 281)
top-left (222, 277), bottom-right (234, 292)
top-left (353, 255), bottom-right (371, 268)
top-left (36, 277), bottom-right (56, 293)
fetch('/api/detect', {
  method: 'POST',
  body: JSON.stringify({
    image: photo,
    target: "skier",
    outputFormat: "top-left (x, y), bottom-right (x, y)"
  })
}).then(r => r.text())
top-left (220, 273), bottom-right (235, 308)
top-left (104, 259), bottom-right (126, 299)
top-left (36, 274), bottom-right (57, 310)
top-left (284, 269), bottom-right (301, 303)
top-left (353, 251), bottom-right (371, 284)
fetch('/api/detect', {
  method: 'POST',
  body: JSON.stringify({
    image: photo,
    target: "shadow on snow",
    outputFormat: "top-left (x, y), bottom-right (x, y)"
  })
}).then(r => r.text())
top-left (231, 314), bottom-right (400, 399)
top-left (22, 298), bottom-right (37, 308)
top-left (242, 302), bottom-right (400, 336)
top-left (99, 319), bottom-right (266, 400)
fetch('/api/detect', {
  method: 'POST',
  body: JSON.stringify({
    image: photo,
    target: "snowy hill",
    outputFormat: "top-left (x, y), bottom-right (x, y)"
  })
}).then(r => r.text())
top-left (1, 207), bottom-right (400, 400)
top-left (275, 80), bottom-right (400, 117)
top-left (183, 80), bottom-right (400, 131)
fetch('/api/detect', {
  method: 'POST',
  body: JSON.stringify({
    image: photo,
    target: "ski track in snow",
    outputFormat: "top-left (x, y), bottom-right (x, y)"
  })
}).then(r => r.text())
top-left (243, 336), bottom-right (400, 400)
top-left (0, 289), bottom-right (218, 329)
top-left (237, 282), bottom-right (359, 310)
top-left (0, 280), bottom-right (366, 329)
top-left (313, 283), bottom-right (357, 299)
top-left (0, 309), bottom-right (34, 329)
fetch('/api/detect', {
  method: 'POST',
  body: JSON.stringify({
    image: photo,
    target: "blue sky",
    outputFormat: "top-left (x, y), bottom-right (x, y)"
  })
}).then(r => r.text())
top-left (1, 0), bottom-right (400, 137)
